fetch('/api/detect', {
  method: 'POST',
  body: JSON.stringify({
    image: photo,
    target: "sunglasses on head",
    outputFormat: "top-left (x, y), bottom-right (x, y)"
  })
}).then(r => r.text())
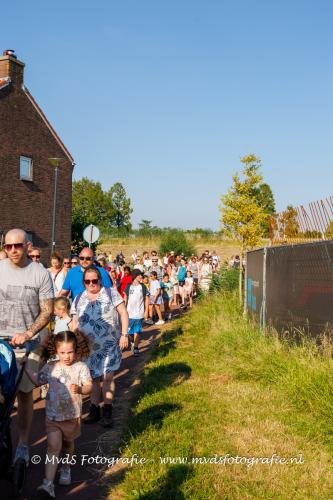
top-left (84, 278), bottom-right (99, 285)
top-left (79, 256), bottom-right (93, 261)
top-left (30, 254), bottom-right (41, 259)
top-left (4, 243), bottom-right (24, 251)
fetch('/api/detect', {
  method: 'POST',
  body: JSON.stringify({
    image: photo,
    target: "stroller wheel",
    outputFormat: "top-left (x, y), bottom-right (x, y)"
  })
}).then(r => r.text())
top-left (12, 458), bottom-right (26, 497)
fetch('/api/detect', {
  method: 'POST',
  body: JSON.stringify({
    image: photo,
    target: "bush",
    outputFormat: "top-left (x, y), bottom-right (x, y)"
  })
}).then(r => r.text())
top-left (210, 267), bottom-right (239, 293)
top-left (159, 231), bottom-right (196, 257)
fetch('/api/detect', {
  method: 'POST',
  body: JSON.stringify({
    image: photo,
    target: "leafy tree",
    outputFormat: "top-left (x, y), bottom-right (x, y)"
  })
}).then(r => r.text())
top-left (159, 230), bottom-right (195, 257)
top-left (255, 183), bottom-right (275, 214)
top-left (72, 177), bottom-right (113, 227)
top-left (137, 219), bottom-right (160, 237)
top-left (254, 182), bottom-right (276, 236)
top-left (278, 205), bottom-right (299, 239)
top-left (72, 178), bottom-right (113, 252)
top-left (220, 154), bottom-right (268, 302)
top-left (107, 182), bottom-right (133, 232)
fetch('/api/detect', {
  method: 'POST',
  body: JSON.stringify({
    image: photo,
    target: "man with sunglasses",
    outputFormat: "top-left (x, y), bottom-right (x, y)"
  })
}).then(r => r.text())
top-left (59, 247), bottom-right (112, 299)
top-left (0, 228), bottom-right (54, 466)
top-left (28, 246), bottom-right (43, 266)
top-left (71, 256), bottom-right (79, 267)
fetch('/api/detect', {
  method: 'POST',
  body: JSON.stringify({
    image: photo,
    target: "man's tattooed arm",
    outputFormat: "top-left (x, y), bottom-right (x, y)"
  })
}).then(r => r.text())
top-left (27, 298), bottom-right (54, 337)
top-left (10, 298), bottom-right (54, 346)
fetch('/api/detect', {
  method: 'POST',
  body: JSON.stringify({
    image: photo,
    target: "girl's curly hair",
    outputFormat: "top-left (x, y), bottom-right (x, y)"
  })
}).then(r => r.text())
top-left (41, 330), bottom-right (90, 361)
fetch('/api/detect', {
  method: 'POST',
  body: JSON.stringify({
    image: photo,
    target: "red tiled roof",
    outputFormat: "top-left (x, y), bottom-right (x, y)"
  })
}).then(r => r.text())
top-left (0, 77), bottom-right (11, 90)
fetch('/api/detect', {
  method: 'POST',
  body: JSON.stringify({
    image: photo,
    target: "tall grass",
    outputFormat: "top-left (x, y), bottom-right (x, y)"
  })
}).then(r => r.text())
top-left (107, 290), bottom-right (333, 498)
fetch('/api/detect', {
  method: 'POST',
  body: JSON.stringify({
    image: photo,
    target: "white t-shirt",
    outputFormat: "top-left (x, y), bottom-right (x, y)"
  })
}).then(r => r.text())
top-left (124, 283), bottom-right (149, 320)
top-left (48, 268), bottom-right (65, 296)
top-left (0, 259), bottom-right (54, 337)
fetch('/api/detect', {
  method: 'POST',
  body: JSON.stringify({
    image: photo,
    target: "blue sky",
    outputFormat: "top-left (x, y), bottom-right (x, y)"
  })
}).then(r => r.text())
top-left (2, 1), bottom-right (333, 229)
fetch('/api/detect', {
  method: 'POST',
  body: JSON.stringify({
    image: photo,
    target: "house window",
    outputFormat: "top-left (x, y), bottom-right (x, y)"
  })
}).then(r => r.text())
top-left (20, 156), bottom-right (33, 181)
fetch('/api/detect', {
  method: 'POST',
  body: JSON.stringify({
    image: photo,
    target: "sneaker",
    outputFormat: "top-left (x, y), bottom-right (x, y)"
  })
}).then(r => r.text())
top-left (14, 444), bottom-right (29, 467)
top-left (133, 347), bottom-right (139, 357)
top-left (155, 320), bottom-right (165, 325)
top-left (99, 404), bottom-right (113, 428)
top-left (37, 479), bottom-right (55, 498)
top-left (168, 313), bottom-right (172, 321)
top-left (83, 404), bottom-right (100, 424)
top-left (144, 318), bottom-right (154, 325)
top-left (59, 466), bottom-right (71, 486)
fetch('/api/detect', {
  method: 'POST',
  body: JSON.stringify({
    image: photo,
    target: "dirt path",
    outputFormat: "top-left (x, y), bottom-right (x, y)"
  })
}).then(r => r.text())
top-left (2, 318), bottom-right (174, 500)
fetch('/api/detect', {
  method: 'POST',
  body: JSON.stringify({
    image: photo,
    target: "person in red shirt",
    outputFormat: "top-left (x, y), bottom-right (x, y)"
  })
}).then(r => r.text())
top-left (118, 266), bottom-right (132, 297)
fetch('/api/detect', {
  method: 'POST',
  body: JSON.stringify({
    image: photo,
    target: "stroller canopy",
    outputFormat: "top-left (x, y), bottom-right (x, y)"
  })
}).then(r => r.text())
top-left (0, 340), bottom-right (18, 398)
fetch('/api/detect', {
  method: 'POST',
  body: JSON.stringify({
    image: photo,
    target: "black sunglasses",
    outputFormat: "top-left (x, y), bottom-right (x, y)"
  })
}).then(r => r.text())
top-left (84, 279), bottom-right (99, 285)
top-left (79, 256), bottom-right (93, 261)
top-left (4, 243), bottom-right (24, 251)
top-left (63, 261), bottom-right (71, 265)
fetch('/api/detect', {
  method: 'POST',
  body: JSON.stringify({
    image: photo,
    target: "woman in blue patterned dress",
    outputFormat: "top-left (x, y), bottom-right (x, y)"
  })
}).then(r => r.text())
top-left (71, 266), bottom-right (129, 427)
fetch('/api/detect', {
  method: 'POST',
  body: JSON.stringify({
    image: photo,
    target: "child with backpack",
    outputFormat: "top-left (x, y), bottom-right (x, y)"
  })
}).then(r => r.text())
top-left (123, 269), bottom-right (150, 356)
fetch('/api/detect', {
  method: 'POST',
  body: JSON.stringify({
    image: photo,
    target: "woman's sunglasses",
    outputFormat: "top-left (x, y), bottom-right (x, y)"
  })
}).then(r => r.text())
top-left (71, 260), bottom-right (79, 265)
top-left (4, 243), bottom-right (24, 251)
top-left (84, 279), bottom-right (99, 285)
top-left (63, 261), bottom-right (71, 265)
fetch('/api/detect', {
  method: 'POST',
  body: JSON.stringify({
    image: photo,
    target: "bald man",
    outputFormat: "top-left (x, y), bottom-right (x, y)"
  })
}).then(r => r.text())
top-left (59, 246), bottom-right (112, 299)
top-left (0, 228), bottom-right (54, 466)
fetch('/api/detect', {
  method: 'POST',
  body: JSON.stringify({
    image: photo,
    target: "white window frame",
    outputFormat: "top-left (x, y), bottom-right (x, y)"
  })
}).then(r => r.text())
top-left (20, 156), bottom-right (33, 181)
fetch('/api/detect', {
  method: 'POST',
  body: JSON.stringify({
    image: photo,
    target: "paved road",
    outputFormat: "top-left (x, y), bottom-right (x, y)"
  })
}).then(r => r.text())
top-left (1, 321), bottom-right (167, 500)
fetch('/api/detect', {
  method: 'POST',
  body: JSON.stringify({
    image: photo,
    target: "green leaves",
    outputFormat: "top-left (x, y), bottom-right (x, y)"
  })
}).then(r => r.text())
top-left (71, 178), bottom-right (133, 252)
top-left (220, 154), bottom-right (271, 252)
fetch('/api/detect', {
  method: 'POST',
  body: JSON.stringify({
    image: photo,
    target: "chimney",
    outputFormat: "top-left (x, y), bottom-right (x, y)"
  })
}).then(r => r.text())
top-left (0, 50), bottom-right (25, 86)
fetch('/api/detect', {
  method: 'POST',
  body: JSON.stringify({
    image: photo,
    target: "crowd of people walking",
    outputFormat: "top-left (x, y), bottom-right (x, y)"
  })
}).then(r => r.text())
top-left (0, 228), bottom-right (222, 498)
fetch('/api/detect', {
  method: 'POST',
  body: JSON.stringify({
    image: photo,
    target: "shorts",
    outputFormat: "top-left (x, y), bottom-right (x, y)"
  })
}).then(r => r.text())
top-left (149, 296), bottom-right (162, 306)
top-left (46, 417), bottom-right (81, 441)
top-left (128, 318), bottom-right (144, 335)
top-left (14, 339), bottom-right (44, 393)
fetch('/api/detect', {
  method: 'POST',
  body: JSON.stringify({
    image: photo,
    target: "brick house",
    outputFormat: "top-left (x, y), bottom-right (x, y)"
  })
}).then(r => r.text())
top-left (0, 49), bottom-right (74, 264)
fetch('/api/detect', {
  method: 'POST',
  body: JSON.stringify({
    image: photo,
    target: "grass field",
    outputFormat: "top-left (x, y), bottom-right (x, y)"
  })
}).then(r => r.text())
top-left (107, 291), bottom-right (333, 499)
top-left (98, 236), bottom-right (240, 263)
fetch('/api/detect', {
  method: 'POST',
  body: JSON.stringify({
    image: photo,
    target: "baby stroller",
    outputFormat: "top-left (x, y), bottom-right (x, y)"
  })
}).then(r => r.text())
top-left (0, 338), bottom-right (30, 497)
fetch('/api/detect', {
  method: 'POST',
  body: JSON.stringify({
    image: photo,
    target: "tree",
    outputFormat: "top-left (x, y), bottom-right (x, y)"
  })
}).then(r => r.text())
top-left (72, 178), bottom-right (114, 253)
top-left (137, 219), bottom-right (160, 237)
top-left (107, 182), bottom-right (133, 232)
top-left (159, 230), bottom-right (195, 257)
top-left (220, 154), bottom-right (268, 302)
top-left (254, 183), bottom-right (276, 236)
top-left (278, 205), bottom-right (299, 240)
top-left (72, 177), bottom-right (113, 227)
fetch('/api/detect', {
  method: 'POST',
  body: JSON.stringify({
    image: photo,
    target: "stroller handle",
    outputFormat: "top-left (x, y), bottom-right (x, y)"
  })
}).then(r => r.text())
top-left (0, 336), bottom-right (33, 357)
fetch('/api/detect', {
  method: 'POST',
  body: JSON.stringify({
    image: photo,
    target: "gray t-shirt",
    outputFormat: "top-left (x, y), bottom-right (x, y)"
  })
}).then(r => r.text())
top-left (0, 259), bottom-right (54, 338)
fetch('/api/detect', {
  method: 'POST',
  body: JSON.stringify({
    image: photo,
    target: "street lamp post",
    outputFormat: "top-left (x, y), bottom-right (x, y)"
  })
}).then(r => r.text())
top-left (48, 158), bottom-right (65, 253)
